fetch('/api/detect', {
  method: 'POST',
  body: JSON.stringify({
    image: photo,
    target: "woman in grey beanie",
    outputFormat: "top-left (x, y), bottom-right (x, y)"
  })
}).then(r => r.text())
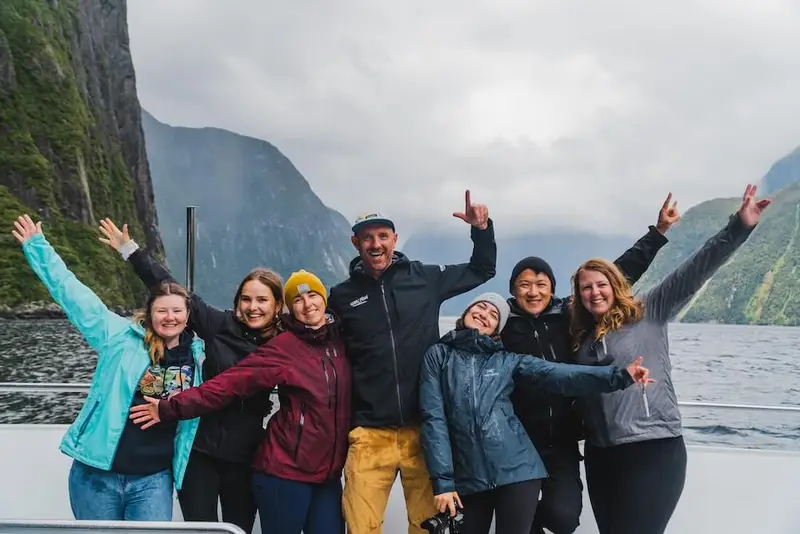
top-left (418, 292), bottom-right (652, 534)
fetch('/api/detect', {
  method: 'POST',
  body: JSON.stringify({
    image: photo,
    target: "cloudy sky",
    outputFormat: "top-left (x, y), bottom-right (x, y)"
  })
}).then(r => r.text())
top-left (127, 1), bottom-right (800, 238)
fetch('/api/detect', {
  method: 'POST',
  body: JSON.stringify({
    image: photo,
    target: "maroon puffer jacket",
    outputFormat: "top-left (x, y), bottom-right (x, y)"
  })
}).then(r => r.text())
top-left (158, 313), bottom-right (351, 483)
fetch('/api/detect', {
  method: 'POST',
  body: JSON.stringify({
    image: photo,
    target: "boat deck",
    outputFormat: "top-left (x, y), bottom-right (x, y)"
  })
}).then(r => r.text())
top-left (1, 424), bottom-right (799, 533)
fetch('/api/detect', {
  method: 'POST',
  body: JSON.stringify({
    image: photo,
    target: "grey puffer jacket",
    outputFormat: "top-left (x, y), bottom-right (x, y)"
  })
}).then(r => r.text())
top-left (574, 213), bottom-right (755, 447)
top-left (419, 328), bottom-right (634, 496)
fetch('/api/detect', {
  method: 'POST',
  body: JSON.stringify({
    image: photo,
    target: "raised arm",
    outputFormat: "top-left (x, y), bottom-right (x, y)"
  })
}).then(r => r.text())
top-left (423, 190), bottom-right (497, 302)
top-left (513, 353), bottom-right (642, 396)
top-left (99, 218), bottom-right (227, 338)
top-left (145, 341), bottom-right (292, 424)
top-left (13, 216), bottom-right (131, 357)
top-left (419, 344), bottom-right (457, 497)
top-left (613, 193), bottom-right (678, 284)
top-left (645, 184), bottom-right (770, 322)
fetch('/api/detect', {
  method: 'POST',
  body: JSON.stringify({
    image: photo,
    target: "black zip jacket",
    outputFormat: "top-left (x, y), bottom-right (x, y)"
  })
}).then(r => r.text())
top-left (501, 225), bottom-right (668, 451)
top-left (127, 249), bottom-right (274, 464)
top-left (328, 220), bottom-right (497, 428)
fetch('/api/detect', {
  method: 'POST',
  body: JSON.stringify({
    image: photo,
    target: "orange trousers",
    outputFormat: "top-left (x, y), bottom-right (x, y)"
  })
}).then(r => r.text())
top-left (342, 426), bottom-right (438, 533)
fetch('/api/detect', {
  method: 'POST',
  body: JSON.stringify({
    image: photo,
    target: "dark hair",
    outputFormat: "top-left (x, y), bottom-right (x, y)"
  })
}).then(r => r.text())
top-left (233, 267), bottom-right (285, 339)
top-left (132, 282), bottom-right (191, 364)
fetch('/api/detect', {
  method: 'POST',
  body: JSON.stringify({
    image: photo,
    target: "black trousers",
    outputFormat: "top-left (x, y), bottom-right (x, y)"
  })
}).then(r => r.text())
top-left (460, 479), bottom-right (543, 534)
top-left (530, 444), bottom-right (583, 534)
top-left (177, 449), bottom-right (258, 534)
top-left (584, 435), bottom-right (687, 534)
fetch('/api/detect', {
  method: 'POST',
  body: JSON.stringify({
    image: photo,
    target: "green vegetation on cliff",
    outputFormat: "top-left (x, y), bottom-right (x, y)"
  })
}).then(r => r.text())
top-left (0, 0), bottom-right (157, 312)
top-left (634, 183), bottom-right (800, 325)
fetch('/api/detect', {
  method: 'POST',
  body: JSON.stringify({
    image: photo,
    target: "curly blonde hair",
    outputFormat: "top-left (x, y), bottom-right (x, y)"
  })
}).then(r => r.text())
top-left (569, 258), bottom-right (644, 351)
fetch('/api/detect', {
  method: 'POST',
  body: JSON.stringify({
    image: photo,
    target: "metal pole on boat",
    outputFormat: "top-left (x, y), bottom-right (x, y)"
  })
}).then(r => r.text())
top-left (186, 206), bottom-right (196, 292)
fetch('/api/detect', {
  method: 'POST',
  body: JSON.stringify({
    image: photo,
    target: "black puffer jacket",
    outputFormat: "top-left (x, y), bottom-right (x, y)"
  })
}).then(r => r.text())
top-left (128, 248), bottom-right (275, 464)
top-left (502, 226), bottom-right (667, 451)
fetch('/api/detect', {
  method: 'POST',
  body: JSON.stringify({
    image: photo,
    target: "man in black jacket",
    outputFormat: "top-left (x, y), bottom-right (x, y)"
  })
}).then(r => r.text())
top-left (502, 193), bottom-right (679, 534)
top-left (328, 191), bottom-right (497, 534)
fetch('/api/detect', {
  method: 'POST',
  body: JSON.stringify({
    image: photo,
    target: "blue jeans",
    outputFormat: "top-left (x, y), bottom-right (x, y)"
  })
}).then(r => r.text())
top-left (252, 473), bottom-right (344, 534)
top-left (68, 460), bottom-right (174, 520)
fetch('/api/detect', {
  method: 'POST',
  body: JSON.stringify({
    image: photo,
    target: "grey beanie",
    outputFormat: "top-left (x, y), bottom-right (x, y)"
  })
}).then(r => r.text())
top-left (465, 292), bottom-right (511, 333)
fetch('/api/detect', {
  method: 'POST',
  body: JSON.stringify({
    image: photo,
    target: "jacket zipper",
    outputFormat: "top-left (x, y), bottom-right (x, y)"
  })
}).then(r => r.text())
top-left (322, 350), bottom-right (332, 408)
top-left (534, 325), bottom-right (554, 446)
top-left (471, 357), bottom-right (494, 488)
top-left (76, 399), bottom-right (100, 439)
top-left (293, 402), bottom-right (305, 461)
top-left (325, 345), bottom-right (340, 478)
top-left (380, 281), bottom-right (404, 425)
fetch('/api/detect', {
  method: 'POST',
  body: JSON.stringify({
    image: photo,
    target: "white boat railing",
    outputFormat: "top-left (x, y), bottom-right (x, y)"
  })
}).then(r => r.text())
top-left (0, 520), bottom-right (245, 533)
top-left (1, 382), bottom-right (798, 413)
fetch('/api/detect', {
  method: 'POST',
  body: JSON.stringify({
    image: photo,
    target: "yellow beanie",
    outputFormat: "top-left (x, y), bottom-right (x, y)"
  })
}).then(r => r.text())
top-left (284, 269), bottom-right (327, 307)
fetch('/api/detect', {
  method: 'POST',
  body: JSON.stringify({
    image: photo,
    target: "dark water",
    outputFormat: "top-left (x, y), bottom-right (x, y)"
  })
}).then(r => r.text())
top-left (2, 318), bottom-right (799, 450)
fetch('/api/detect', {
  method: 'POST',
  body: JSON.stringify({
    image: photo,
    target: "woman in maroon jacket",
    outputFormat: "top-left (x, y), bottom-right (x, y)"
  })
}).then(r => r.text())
top-left (129, 270), bottom-right (351, 534)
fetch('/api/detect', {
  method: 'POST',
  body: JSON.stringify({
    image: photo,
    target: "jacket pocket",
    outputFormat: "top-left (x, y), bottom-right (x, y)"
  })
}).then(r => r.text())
top-left (292, 402), bottom-right (306, 462)
top-left (76, 398), bottom-right (101, 441)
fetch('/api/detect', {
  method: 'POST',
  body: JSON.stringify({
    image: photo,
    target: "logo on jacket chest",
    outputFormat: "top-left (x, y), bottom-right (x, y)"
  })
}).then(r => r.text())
top-left (349, 294), bottom-right (369, 308)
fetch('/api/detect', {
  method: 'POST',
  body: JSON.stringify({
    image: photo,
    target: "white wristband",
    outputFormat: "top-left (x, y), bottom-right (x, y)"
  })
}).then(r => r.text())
top-left (119, 240), bottom-right (139, 260)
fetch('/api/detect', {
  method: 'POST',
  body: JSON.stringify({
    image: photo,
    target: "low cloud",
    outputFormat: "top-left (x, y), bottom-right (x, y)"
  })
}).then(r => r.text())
top-left (128, 0), bottom-right (800, 237)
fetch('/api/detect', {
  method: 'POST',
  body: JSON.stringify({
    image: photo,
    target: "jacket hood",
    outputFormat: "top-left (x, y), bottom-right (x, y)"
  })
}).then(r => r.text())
top-left (280, 312), bottom-right (339, 344)
top-left (438, 327), bottom-right (503, 354)
top-left (348, 251), bottom-right (408, 277)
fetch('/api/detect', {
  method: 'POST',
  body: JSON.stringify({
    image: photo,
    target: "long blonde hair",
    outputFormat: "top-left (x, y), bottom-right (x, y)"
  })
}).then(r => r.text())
top-left (569, 258), bottom-right (644, 351)
top-left (132, 282), bottom-right (191, 365)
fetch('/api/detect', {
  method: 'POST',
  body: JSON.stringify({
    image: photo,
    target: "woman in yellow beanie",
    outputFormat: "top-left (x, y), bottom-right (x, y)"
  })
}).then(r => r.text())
top-left (130, 268), bottom-right (352, 534)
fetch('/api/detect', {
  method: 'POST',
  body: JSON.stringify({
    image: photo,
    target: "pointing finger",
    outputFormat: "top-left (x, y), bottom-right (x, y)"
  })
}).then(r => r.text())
top-left (465, 190), bottom-right (472, 209)
top-left (662, 192), bottom-right (672, 210)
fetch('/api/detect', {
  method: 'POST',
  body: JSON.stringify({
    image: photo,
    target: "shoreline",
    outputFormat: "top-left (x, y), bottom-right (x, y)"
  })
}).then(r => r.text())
top-left (0, 303), bottom-right (132, 320)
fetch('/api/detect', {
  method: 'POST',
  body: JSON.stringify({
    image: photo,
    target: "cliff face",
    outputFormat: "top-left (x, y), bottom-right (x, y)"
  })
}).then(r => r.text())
top-left (0, 0), bottom-right (162, 314)
top-left (141, 111), bottom-right (353, 310)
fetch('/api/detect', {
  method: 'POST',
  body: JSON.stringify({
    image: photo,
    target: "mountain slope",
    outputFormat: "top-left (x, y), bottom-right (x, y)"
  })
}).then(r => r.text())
top-left (634, 183), bottom-right (800, 325)
top-left (141, 111), bottom-right (353, 309)
top-left (0, 0), bottom-right (162, 315)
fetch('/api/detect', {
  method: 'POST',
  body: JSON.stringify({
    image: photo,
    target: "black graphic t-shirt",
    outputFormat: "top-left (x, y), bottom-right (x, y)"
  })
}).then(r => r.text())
top-left (112, 330), bottom-right (196, 475)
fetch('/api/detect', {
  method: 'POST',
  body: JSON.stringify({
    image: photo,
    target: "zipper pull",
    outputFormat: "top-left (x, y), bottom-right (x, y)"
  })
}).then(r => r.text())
top-left (642, 383), bottom-right (650, 417)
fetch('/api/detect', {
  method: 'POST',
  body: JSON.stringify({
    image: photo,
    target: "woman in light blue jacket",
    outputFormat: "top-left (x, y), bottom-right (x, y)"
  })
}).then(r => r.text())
top-left (12, 214), bottom-right (204, 521)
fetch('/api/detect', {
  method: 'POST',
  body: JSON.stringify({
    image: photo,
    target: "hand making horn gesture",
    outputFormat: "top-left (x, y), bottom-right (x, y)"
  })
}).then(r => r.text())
top-left (656, 192), bottom-right (680, 234)
top-left (452, 190), bottom-right (489, 230)
top-left (626, 357), bottom-right (654, 385)
top-left (737, 183), bottom-right (771, 228)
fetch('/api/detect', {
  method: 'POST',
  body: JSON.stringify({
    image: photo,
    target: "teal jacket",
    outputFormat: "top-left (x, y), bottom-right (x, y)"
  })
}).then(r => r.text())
top-left (419, 328), bottom-right (634, 496)
top-left (21, 233), bottom-right (204, 490)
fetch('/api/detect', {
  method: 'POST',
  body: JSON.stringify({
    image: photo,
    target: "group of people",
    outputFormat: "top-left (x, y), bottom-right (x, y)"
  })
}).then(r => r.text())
top-left (10, 184), bottom-right (770, 534)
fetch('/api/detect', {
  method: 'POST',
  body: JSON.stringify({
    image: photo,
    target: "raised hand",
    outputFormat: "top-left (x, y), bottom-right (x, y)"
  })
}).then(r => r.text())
top-left (452, 190), bottom-right (489, 230)
top-left (11, 214), bottom-right (43, 245)
top-left (737, 184), bottom-right (771, 228)
top-left (129, 396), bottom-right (162, 430)
top-left (626, 356), bottom-right (654, 385)
top-left (98, 218), bottom-right (130, 251)
top-left (656, 192), bottom-right (680, 234)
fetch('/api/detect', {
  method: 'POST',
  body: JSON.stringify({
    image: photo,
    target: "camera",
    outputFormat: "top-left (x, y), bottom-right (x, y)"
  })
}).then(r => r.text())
top-left (421, 508), bottom-right (464, 534)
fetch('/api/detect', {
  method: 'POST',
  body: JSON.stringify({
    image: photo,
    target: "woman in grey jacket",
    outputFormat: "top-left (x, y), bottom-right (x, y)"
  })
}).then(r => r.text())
top-left (419, 293), bottom-right (652, 534)
top-left (568, 184), bottom-right (771, 534)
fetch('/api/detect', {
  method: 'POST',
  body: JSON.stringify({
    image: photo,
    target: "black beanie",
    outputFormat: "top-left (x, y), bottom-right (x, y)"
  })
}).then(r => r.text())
top-left (509, 256), bottom-right (556, 295)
